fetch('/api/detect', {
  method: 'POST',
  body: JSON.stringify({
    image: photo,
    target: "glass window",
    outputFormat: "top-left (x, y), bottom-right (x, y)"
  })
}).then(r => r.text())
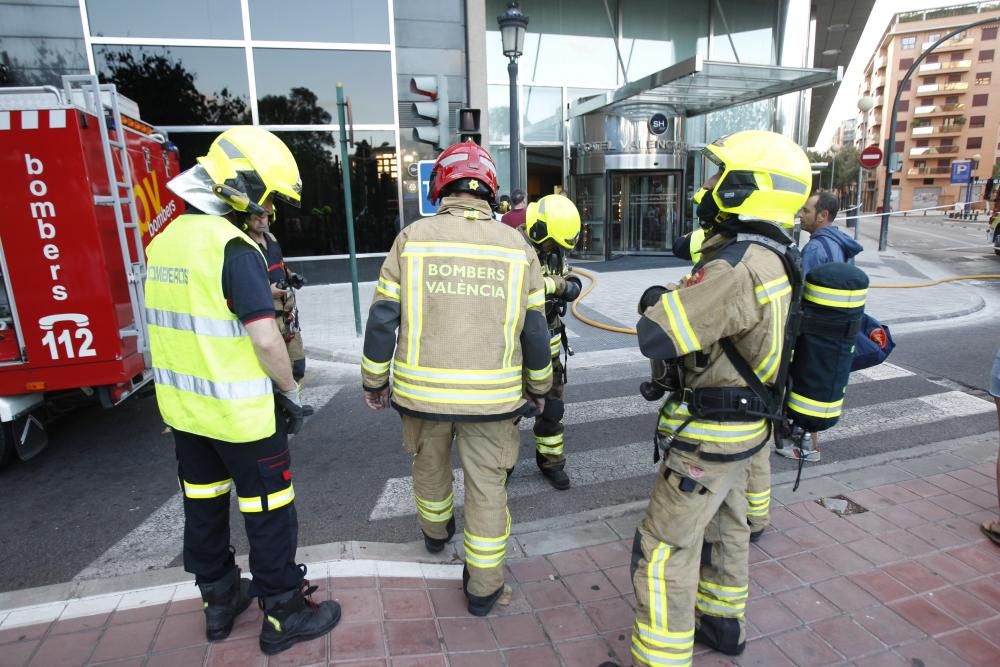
top-left (709, 0), bottom-right (778, 65)
top-left (967, 136), bottom-right (982, 149)
top-left (621, 0), bottom-right (709, 79)
top-left (485, 0), bottom-right (619, 87)
top-left (87, 0), bottom-right (242, 39)
top-left (523, 86), bottom-right (562, 142)
top-left (973, 93), bottom-right (989, 106)
top-left (915, 138), bottom-right (928, 148)
top-left (984, 27), bottom-right (998, 40)
top-left (899, 99), bottom-right (910, 111)
top-left (573, 174), bottom-right (606, 257)
top-left (253, 49), bottom-right (393, 124)
top-left (947, 72), bottom-right (962, 83)
top-left (950, 51), bottom-right (965, 62)
top-left (488, 84), bottom-right (512, 144)
top-left (894, 140), bottom-right (905, 152)
top-left (0, 2), bottom-right (88, 87)
top-left (707, 99), bottom-right (774, 139)
top-left (980, 49), bottom-right (995, 62)
top-left (901, 36), bottom-right (916, 49)
top-left (927, 34), bottom-right (941, 43)
top-left (977, 72), bottom-right (992, 86)
top-left (94, 45), bottom-right (251, 125)
top-left (248, 0), bottom-right (389, 44)
top-left (970, 115), bottom-right (986, 128)
top-left (896, 120), bottom-right (907, 132)
top-left (899, 57), bottom-right (914, 69)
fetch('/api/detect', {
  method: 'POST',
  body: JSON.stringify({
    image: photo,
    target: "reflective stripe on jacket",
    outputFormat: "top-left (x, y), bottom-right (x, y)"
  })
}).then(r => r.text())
top-left (145, 214), bottom-right (274, 442)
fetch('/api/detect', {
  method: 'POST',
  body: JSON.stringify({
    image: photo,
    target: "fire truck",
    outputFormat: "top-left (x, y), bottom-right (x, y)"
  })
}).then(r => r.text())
top-left (0, 75), bottom-right (182, 466)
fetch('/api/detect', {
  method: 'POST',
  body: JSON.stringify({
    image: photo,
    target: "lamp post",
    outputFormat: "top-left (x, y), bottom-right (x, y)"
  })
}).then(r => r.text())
top-left (497, 1), bottom-right (528, 193)
top-left (855, 95), bottom-right (875, 240)
top-left (966, 153), bottom-right (982, 214)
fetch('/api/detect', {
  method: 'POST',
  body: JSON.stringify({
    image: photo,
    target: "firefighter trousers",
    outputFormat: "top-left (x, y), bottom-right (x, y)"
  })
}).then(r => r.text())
top-left (174, 412), bottom-right (303, 597)
top-left (401, 415), bottom-right (519, 598)
top-left (533, 356), bottom-right (566, 470)
top-left (746, 445), bottom-right (771, 530)
top-left (630, 447), bottom-right (754, 666)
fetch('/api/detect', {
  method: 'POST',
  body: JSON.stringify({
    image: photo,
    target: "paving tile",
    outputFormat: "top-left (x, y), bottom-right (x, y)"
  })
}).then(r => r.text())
top-left (335, 588), bottom-right (382, 622)
top-left (423, 578), bottom-right (461, 590)
top-left (894, 639), bottom-right (970, 667)
top-left (879, 529), bottom-right (937, 558)
top-left (850, 651), bottom-right (911, 667)
top-left (507, 557), bottom-right (557, 584)
top-left (27, 630), bottom-right (99, 667)
top-left (520, 579), bottom-right (575, 610)
top-left (330, 576), bottom-right (379, 589)
top-left (582, 597), bottom-right (633, 633)
top-left (439, 617), bottom-right (496, 652)
top-left (927, 586), bottom-right (996, 623)
top-left (489, 613), bottom-right (547, 648)
top-left (771, 627), bottom-right (842, 666)
top-left (145, 645), bottom-right (209, 667)
top-left (380, 577), bottom-right (425, 590)
top-left (782, 525), bottom-right (836, 551)
top-left (557, 636), bottom-right (621, 667)
top-left (735, 637), bottom-right (796, 666)
top-left (944, 515), bottom-right (991, 544)
top-left (560, 570), bottom-right (618, 603)
top-left (813, 543), bottom-right (873, 575)
top-left (585, 541), bottom-right (632, 569)
top-left (845, 536), bottom-right (904, 566)
top-left (384, 620), bottom-right (440, 656)
top-left (746, 543), bottom-right (769, 565)
top-left (536, 605), bottom-right (596, 641)
top-left (226, 604), bottom-right (262, 640)
top-left (750, 561), bottom-right (801, 594)
top-left (896, 478), bottom-right (947, 499)
top-left (849, 570), bottom-right (914, 603)
top-left (267, 631), bottom-right (328, 667)
top-left (962, 576), bottom-right (1000, 609)
top-left (774, 587), bottom-right (839, 623)
top-left (151, 610), bottom-right (205, 653)
top-left (601, 629), bottom-right (632, 665)
top-left (872, 483), bottom-right (922, 505)
top-left (744, 595), bottom-right (801, 636)
top-left (910, 522), bottom-right (971, 550)
top-left (926, 472), bottom-right (970, 492)
top-left (812, 576), bottom-right (880, 612)
top-left (767, 507), bottom-right (809, 531)
top-left (809, 615), bottom-right (884, 659)
top-left (947, 543), bottom-right (1000, 573)
top-left (0, 622), bottom-right (50, 646)
top-left (446, 652), bottom-right (503, 667)
top-left (876, 504), bottom-right (927, 530)
top-left (952, 485), bottom-right (998, 509)
top-left (0, 639), bottom-right (38, 667)
top-left (547, 549), bottom-right (598, 577)
top-left (901, 498), bottom-right (955, 522)
top-left (889, 596), bottom-right (961, 635)
top-left (329, 659), bottom-right (385, 667)
top-left (775, 553), bottom-right (833, 584)
top-left (487, 582), bottom-right (532, 617)
top-left (937, 628), bottom-right (1000, 665)
top-left (331, 621), bottom-right (385, 660)
top-left (756, 531), bottom-right (805, 559)
top-left (427, 588), bottom-right (468, 619)
top-left (390, 655), bottom-right (446, 667)
top-left (381, 590), bottom-right (432, 620)
top-left (89, 619), bottom-right (158, 662)
top-left (603, 565), bottom-right (633, 597)
top-left (204, 635), bottom-right (265, 667)
top-left (48, 612), bottom-right (111, 635)
top-left (947, 468), bottom-right (994, 488)
top-left (844, 488), bottom-right (897, 510)
top-left (110, 604), bottom-right (168, 625)
top-left (846, 511), bottom-right (898, 536)
top-left (784, 500), bottom-right (834, 524)
top-left (852, 606), bottom-right (926, 645)
top-left (883, 561), bottom-right (948, 594)
top-left (502, 644), bottom-right (562, 667)
top-left (931, 494), bottom-right (984, 516)
top-left (166, 597), bottom-right (203, 616)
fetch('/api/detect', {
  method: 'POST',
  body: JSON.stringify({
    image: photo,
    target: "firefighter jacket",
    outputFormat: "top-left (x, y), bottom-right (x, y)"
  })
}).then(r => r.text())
top-left (539, 249), bottom-right (581, 358)
top-left (145, 214), bottom-right (275, 442)
top-left (361, 197), bottom-right (553, 420)
top-left (637, 230), bottom-right (792, 458)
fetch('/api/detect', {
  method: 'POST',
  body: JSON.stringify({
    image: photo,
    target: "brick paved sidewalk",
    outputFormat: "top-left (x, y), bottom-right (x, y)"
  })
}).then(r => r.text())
top-left (1, 460), bottom-right (998, 667)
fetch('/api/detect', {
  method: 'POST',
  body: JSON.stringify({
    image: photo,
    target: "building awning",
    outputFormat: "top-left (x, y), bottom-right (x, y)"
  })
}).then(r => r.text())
top-left (568, 55), bottom-right (839, 120)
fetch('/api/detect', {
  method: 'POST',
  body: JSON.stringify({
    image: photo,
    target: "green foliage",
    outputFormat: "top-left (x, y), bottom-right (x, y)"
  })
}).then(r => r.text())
top-left (807, 145), bottom-right (861, 192)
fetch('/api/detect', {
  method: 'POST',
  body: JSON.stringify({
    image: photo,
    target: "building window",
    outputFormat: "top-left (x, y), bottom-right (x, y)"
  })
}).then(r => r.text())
top-left (247, 0), bottom-right (389, 43)
top-left (899, 99), bottom-right (910, 111)
top-left (973, 93), bottom-right (989, 106)
top-left (926, 54), bottom-right (939, 64)
top-left (899, 57), bottom-right (914, 69)
top-left (977, 72), bottom-right (992, 86)
top-left (971, 115), bottom-right (986, 128)
top-left (86, 0), bottom-right (243, 39)
top-left (915, 138), bottom-right (929, 147)
top-left (947, 72), bottom-right (962, 83)
top-left (983, 26), bottom-right (998, 40)
top-left (928, 33), bottom-right (941, 43)
top-left (980, 49), bottom-right (995, 63)
top-left (901, 80), bottom-right (911, 91)
top-left (895, 141), bottom-right (905, 152)
top-left (896, 120), bottom-right (908, 132)
top-left (945, 95), bottom-right (959, 104)
top-left (923, 178), bottom-right (934, 185)
top-left (967, 137), bottom-right (983, 149)
top-left (901, 36), bottom-right (916, 49)
top-left (940, 137), bottom-right (954, 146)
top-left (951, 52), bottom-right (965, 62)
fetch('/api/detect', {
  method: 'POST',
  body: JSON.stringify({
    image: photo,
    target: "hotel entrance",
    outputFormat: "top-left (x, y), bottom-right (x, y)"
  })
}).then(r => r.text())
top-left (609, 171), bottom-right (682, 255)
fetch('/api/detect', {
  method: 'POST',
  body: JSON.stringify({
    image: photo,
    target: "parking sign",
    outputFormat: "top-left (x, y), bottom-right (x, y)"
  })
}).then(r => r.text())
top-left (950, 160), bottom-right (972, 184)
top-left (418, 160), bottom-right (438, 216)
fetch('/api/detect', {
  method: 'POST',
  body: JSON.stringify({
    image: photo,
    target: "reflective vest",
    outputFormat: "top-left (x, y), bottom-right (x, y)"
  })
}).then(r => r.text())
top-left (145, 214), bottom-right (275, 442)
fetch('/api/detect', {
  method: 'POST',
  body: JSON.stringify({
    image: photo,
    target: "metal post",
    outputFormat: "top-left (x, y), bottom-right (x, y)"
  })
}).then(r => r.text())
top-left (879, 16), bottom-right (999, 251)
top-left (336, 83), bottom-right (362, 336)
top-left (508, 57), bottom-right (520, 192)
top-left (855, 116), bottom-right (867, 241)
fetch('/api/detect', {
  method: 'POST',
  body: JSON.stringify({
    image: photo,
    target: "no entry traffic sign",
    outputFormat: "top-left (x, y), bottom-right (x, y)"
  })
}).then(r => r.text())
top-left (860, 144), bottom-right (883, 169)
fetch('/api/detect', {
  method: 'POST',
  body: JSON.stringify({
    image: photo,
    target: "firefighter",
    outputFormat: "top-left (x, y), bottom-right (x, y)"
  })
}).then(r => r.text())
top-left (604, 130), bottom-right (810, 667)
top-left (244, 204), bottom-right (307, 382)
top-left (521, 194), bottom-right (583, 489)
top-left (361, 141), bottom-right (552, 617)
top-left (149, 127), bottom-right (340, 655)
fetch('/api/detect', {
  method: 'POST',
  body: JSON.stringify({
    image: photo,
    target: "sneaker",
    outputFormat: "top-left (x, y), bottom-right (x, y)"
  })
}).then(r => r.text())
top-left (774, 445), bottom-right (820, 462)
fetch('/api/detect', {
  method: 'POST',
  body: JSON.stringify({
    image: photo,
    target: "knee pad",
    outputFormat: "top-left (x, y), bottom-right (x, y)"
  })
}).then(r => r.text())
top-left (542, 398), bottom-right (565, 423)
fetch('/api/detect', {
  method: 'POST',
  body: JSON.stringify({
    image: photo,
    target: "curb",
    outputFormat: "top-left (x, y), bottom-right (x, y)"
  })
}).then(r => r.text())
top-left (881, 292), bottom-right (986, 325)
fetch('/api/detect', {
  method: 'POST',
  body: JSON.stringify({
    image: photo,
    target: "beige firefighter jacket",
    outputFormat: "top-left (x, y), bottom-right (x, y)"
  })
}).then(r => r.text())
top-left (637, 229), bottom-right (792, 457)
top-left (361, 197), bottom-right (553, 420)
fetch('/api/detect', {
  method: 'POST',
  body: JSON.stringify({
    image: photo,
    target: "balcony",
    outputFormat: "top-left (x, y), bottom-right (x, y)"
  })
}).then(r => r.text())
top-left (906, 166), bottom-right (951, 178)
top-left (923, 37), bottom-right (975, 52)
top-left (918, 59), bottom-right (972, 73)
top-left (913, 102), bottom-right (966, 116)
top-left (875, 55), bottom-right (887, 70)
top-left (915, 82), bottom-right (969, 96)
top-left (909, 145), bottom-right (959, 157)
top-left (910, 123), bottom-right (966, 136)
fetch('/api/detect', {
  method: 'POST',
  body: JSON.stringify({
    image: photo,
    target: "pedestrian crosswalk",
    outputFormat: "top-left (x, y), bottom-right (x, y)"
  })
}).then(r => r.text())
top-left (368, 352), bottom-right (997, 522)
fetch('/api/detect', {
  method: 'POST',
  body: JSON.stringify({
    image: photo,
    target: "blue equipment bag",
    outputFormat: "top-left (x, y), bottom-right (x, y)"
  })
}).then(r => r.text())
top-left (851, 313), bottom-right (895, 371)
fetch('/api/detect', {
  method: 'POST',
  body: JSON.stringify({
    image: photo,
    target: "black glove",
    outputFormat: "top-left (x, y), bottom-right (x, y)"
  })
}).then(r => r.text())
top-left (638, 285), bottom-right (668, 315)
top-left (275, 387), bottom-right (309, 435)
top-left (563, 275), bottom-right (583, 302)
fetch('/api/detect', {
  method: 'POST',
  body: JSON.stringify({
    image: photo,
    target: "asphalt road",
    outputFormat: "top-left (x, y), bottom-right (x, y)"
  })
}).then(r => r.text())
top-left (2, 217), bottom-right (998, 594)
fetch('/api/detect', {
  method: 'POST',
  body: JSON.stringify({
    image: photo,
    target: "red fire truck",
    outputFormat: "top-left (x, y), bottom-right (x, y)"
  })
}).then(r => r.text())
top-left (0, 75), bottom-right (182, 465)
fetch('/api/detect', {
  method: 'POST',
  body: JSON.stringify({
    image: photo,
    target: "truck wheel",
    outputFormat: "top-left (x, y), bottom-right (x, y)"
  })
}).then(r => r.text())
top-left (0, 422), bottom-right (14, 468)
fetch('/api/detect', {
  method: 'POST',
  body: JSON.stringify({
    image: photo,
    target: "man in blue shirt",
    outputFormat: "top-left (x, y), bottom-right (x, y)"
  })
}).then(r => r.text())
top-left (799, 191), bottom-right (863, 273)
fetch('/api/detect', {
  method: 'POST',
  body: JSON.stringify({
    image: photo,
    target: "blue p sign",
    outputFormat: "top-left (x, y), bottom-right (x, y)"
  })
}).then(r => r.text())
top-left (418, 160), bottom-right (438, 216)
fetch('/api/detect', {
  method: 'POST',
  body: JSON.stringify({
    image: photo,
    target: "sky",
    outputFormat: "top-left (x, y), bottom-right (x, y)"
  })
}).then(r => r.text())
top-left (814, 0), bottom-right (979, 150)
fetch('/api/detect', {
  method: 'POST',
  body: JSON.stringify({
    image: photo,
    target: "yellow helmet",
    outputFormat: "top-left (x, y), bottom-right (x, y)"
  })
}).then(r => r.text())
top-left (697, 130), bottom-right (811, 229)
top-left (197, 126), bottom-right (302, 215)
top-left (525, 194), bottom-right (581, 249)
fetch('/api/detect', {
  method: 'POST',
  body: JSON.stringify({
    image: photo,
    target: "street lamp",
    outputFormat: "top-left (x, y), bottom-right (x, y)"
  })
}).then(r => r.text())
top-left (497, 1), bottom-right (528, 194)
top-left (966, 153), bottom-right (983, 212)
top-left (854, 95), bottom-right (875, 240)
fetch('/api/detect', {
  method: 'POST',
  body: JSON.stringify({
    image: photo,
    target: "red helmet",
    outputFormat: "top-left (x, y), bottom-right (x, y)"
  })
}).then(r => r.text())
top-left (429, 141), bottom-right (499, 204)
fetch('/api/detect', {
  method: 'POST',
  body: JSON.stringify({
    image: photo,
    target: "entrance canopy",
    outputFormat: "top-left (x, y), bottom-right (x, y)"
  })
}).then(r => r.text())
top-left (568, 55), bottom-right (839, 120)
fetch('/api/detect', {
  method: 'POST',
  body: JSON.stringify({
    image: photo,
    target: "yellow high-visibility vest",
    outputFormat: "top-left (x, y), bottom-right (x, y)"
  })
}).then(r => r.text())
top-left (145, 214), bottom-right (275, 442)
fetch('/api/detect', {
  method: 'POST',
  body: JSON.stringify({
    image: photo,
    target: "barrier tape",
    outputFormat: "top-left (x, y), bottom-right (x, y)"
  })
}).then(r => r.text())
top-left (840, 200), bottom-right (989, 222)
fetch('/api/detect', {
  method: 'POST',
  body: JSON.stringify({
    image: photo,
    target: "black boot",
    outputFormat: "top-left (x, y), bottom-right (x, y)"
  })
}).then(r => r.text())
top-left (259, 567), bottom-right (341, 656)
top-left (749, 527), bottom-right (765, 543)
top-left (423, 516), bottom-right (456, 554)
top-left (196, 549), bottom-right (252, 641)
top-left (696, 616), bottom-right (745, 656)
top-left (537, 452), bottom-right (570, 490)
top-left (462, 565), bottom-right (506, 617)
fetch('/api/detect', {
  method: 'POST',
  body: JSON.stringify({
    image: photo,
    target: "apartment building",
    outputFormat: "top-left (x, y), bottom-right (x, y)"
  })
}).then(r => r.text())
top-left (858, 2), bottom-right (1000, 212)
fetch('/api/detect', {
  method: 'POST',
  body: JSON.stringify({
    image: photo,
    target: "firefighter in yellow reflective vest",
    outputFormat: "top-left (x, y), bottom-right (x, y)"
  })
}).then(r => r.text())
top-left (148, 127), bottom-right (339, 656)
top-left (521, 194), bottom-right (583, 490)
top-left (361, 141), bottom-right (552, 617)
top-left (603, 131), bottom-right (810, 667)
